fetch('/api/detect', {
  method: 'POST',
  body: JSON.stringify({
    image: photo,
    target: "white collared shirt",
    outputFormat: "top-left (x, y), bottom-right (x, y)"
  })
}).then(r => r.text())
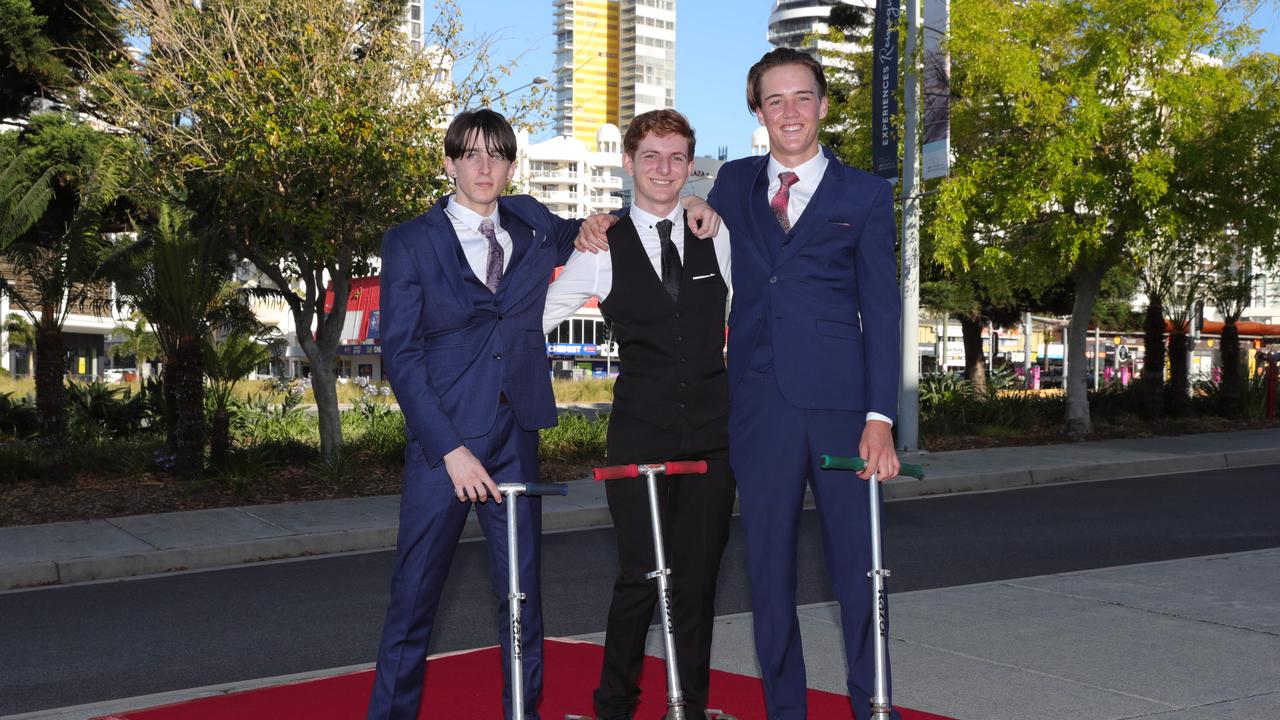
top-left (542, 204), bottom-right (732, 334)
top-left (766, 150), bottom-right (829, 230)
top-left (445, 196), bottom-right (513, 282)
top-left (766, 150), bottom-right (893, 428)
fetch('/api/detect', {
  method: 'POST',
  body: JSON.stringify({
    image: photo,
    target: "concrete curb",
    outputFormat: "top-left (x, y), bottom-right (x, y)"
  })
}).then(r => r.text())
top-left (2, 435), bottom-right (1277, 592)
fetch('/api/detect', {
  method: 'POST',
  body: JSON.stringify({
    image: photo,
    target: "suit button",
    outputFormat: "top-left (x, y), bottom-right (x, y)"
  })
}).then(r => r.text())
top-left (679, 401), bottom-right (687, 409)
top-left (497, 314), bottom-right (504, 321)
top-left (680, 357), bottom-right (687, 364)
top-left (769, 275), bottom-right (778, 284)
top-left (674, 312), bottom-right (682, 319)
top-left (675, 335), bottom-right (683, 342)
top-left (756, 313), bottom-right (763, 320)
top-left (680, 381), bottom-right (687, 388)
top-left (493, 352), bottom-right (502, 360)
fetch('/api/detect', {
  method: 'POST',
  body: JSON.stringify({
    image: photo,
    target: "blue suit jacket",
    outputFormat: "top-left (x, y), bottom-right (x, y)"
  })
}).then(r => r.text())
top-left (708, 147), bottom-right (902, 421)
top-left (379, 194), bottom-right (579, 466)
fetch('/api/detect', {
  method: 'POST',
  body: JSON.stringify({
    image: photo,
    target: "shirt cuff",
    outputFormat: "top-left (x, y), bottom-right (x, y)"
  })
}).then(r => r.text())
top-left (866, 412), bottom-right (894, 427)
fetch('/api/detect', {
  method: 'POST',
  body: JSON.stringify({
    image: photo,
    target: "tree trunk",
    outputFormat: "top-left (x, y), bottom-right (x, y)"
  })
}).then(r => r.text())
top-left (1165, 329), bottom-right (1190, 417)
top-left (1136, 295), bottom-right (1166, 418)
top-left (173, 336), bottom-right (206, 478)
top-left (308, 356), bottom-right (343, 464)
top-left (1219, 319), bottom-right (1242, 417)
top-left (1064, 265), bottom-right (1104, 440)
top-left (959, 314), bottom-right (988, 397)
top-left (162, 360), bottom-right (178, 452)
top-left (34, 319), bottom-right (67, 449)
top-left (210, 407), bottom-right (230, 467)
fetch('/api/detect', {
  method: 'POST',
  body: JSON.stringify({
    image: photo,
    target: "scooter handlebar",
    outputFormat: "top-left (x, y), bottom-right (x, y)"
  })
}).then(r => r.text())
top-left (592, 460), bottom-right (709, 481)
top-left (820, 454), bottom-right (926, 480)
top-left (522, 482), bottom-right (569, 496)
top-left (497, 482), bottom-right (569, 496)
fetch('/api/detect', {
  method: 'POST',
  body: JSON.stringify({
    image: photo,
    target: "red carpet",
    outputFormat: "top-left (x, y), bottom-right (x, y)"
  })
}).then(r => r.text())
top-left (96, 639), bottom-right (956, 720)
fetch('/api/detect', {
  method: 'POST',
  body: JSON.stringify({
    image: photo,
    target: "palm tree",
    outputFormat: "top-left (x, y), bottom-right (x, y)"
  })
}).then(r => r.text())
top-left (3, 313), bottom-right (36, 377)
top-left (108, 313), bottom-right (161, 380)
top-left (203, 331), bottom-right (273, 466)
top-left (114, 204), bottom-right (259, 476)
top-left (0, 116), bottom-right (130, 448)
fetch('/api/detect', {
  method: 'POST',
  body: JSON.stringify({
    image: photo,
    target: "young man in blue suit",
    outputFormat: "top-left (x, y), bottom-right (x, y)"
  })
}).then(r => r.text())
top-left (367, 108), bottom-right (586, 720)
top-left (706, 48), bottom-right (904, 719)
top-left (369, 109), bottom-right (720, 720)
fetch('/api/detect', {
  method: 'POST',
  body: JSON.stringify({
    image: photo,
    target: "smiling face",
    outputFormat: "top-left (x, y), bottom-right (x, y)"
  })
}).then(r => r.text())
top-left (443, 129), bottom-right (516, 216)
top-left (623, 131), bottom-right (693, 217)
top-left (754, 62), bottom-right (829, 168)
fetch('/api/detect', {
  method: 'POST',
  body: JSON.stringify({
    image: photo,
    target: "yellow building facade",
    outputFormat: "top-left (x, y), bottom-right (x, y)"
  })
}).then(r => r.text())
top-left (554, 0), bottom-right (620, 148)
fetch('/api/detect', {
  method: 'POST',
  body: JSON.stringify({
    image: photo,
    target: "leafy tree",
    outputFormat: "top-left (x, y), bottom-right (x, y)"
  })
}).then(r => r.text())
top-left (0, 114), bottom-right (131, 447)
top-left (87, 0), bottom-right (535, 462)
top-left (0, 0), bottom-right (125, 118)
top-left (935, 0), bottom-right (1270, 439)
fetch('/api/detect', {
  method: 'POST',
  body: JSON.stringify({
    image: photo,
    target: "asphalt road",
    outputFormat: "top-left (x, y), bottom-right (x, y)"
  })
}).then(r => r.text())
top-left (2, 465), bottom-right (1278, 715)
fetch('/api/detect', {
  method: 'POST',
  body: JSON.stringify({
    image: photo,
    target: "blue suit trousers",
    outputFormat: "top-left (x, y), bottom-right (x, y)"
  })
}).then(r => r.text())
top-left (367, 404), bottom-right (544, 720)
top-left (729, 369), bottom-right (895, 720)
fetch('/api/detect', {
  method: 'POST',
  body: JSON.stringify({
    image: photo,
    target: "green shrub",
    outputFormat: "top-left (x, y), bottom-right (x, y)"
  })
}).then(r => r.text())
top-left (0, 392), bottom-right (38, 440)
top-left (540, 412), bottom-right (609, 464)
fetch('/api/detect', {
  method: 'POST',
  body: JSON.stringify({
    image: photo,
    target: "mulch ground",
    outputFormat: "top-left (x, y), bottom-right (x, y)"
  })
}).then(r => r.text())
top-left (0, 415), bottom-right (1271, 528)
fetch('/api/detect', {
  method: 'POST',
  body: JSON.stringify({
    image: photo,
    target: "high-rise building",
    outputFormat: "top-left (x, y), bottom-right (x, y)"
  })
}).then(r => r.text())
top-left (399, 0), bottom-right (426, 51)
top-left (767, 0), bottom-right (874, 61)
top-left (553, 0), bottom-right (676, 149)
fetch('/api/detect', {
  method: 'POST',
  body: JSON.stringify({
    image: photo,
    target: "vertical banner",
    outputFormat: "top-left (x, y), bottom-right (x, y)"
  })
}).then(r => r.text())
top-left (871, 0), bottom-right (901, 181)
top-left (921, 0), bottom-right (951, 179)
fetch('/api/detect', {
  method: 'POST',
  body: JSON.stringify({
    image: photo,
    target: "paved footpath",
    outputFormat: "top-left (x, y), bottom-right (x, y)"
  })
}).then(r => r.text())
top-left (2, 429), bottom-right (1279, 592)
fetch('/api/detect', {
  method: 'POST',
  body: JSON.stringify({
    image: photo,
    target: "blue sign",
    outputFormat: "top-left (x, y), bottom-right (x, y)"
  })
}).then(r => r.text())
top-left (366, 310), bottom-right (380, 340)
top-left (546, 343), bottom-right (600, 356)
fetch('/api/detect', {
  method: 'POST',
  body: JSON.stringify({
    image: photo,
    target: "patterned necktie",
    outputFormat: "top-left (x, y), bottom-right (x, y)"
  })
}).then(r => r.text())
top-left (657, 219), bottom-right (681, 302)
top-left (770, 171), bottom-right (800, 233)
top-left (478, 218), bottom-right (503, 293)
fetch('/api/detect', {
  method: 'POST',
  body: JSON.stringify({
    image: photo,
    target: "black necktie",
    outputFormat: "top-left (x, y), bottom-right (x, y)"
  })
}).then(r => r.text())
top-left (657, 219), bottom-right (681, 302)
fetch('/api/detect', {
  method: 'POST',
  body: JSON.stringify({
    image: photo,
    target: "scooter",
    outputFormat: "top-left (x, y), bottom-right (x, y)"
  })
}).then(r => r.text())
top-left (589, 461), bottom-right (735, 720)
top-left (496, 481), bottom-right (569, 720)
top-left (817, 455), bottom-right (926, 720)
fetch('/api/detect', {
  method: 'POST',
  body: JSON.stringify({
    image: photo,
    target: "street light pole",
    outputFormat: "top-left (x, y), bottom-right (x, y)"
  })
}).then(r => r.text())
top-left (898, 0), bottom-right (922, 452)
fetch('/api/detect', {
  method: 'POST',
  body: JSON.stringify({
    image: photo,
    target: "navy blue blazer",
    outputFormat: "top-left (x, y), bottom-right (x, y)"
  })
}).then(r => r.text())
top-left (708, 147), bottom-right (902, 421)
top-left (379, 194), bottom-right (580, 466)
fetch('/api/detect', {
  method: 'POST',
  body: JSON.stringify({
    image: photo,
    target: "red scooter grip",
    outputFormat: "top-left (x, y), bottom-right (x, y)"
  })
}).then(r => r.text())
top-left (661, 460), bottom-right (708, 476)
top-left (593, 464), bottom-right (640, 481)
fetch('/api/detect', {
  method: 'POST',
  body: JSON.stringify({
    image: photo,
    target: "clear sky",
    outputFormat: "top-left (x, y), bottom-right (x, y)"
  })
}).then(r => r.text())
top-left (447, 1), bottom-right (1280, 160)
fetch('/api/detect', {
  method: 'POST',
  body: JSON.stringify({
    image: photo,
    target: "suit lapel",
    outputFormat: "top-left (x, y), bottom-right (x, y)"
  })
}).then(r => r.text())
top-left (423, 198), bottom-right (468, 302)
top-left (495, 201), bottom-right (540, 300)
top-left (746, 156), bottom-right (782, 265)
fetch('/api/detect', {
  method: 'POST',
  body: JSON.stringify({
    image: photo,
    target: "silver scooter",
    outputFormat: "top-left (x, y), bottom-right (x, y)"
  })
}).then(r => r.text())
top-left (818, 455), bottom-right (926, 720)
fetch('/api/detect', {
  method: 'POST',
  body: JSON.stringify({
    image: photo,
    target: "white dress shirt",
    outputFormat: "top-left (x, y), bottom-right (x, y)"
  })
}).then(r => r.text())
top-left (767, 151), bottom-right (893, 428)
top-left (445, 196), bottom-right (513, 281)
top-left (542, 204), bottom-right (732, 334)
top-left (766, 150), bottom-right (828, 230)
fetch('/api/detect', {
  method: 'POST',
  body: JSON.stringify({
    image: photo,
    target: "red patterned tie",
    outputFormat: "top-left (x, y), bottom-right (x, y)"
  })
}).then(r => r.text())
top-left (770, 171), bottom-right (800, 233)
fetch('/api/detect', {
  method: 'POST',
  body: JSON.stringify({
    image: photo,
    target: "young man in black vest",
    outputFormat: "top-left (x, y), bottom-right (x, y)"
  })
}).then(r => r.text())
top-left (543, 109), bottom-right (735, 720)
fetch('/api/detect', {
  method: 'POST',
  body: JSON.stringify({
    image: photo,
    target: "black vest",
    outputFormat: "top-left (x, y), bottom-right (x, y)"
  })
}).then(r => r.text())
top-left (600, 213), bottom-right (729, 430)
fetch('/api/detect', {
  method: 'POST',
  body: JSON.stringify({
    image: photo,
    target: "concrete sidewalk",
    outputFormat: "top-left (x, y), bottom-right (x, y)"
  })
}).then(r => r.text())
top-left (2, 428), bottom-right (1278, 591)
top-left (9, 548), bottom-right (1278, 720)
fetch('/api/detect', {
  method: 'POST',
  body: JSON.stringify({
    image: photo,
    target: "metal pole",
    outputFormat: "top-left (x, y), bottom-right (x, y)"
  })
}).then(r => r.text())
top-left (988, 320), bottom-right (997, 369)
top-left (1023, 311), bottom-right (1032, 384)
top-left (642, 466), bottom-right (686, 719)
top-left (898, 0), bottom-right (922, 452)
top-left (1093, 326), bottom-right (1101, 391)
top-left (939, 316), bottom-right (948, 373)
top-left (1061, 325), bottom-right (1069, 389)
top-left (504, 488), bottom-right (525, 720)
top-left (868, 471), bottom-right (893, 720)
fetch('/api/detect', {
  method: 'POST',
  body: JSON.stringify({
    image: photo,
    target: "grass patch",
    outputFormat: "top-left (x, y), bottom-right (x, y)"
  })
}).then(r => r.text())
top-left (552, 378), bottom-right (614, 403)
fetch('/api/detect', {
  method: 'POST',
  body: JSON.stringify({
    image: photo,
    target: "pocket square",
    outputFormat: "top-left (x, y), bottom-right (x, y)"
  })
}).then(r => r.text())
top-left (691, 272), bottom-right (717, 280)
